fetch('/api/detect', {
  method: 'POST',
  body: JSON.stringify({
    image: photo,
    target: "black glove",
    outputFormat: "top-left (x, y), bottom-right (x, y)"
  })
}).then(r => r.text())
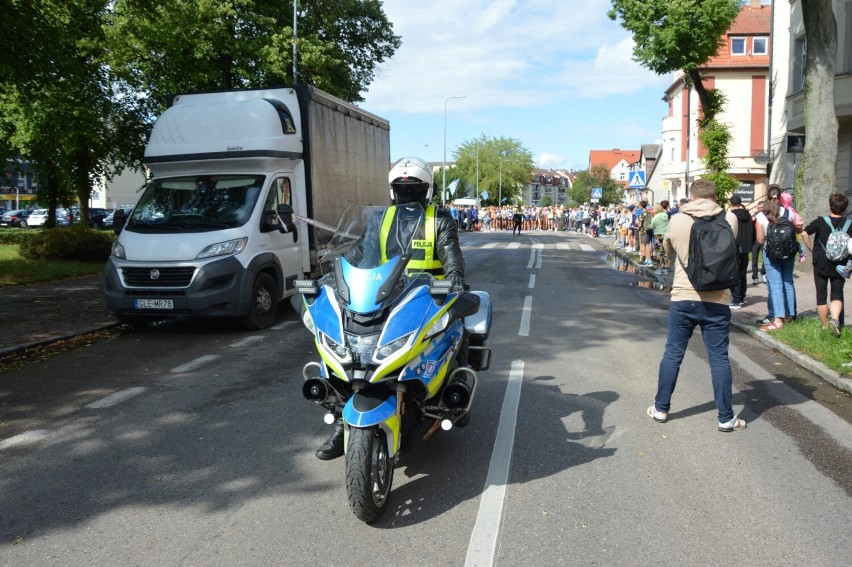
top-left (448, 274), bottom-right (465, 291)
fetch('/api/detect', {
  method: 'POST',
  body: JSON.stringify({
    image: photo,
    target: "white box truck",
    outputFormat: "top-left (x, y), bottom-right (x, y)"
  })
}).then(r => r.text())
top-left (104, 85), bottom-right (390, 329)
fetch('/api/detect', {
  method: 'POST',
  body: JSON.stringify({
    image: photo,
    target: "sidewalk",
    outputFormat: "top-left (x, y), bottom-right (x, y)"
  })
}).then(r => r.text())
top-left (0, 275), bottom-right (117, 357)
top-left (610, 242), bottom-right (852, 395)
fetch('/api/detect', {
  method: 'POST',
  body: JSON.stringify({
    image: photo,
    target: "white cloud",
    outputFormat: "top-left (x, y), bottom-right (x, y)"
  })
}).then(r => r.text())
top-left (537, 153), bottom-right (567, 169)
top-left (363, 0), bottom-right (664, 113)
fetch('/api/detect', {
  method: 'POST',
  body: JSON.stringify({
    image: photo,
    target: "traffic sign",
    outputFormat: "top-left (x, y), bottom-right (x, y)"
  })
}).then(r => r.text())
top-left (591, 187), bottom-right (603, 200)
top-left (628, 171), bottom-right (646, 188)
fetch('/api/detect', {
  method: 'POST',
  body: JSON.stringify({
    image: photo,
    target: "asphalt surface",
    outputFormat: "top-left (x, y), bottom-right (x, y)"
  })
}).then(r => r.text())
top-left (0, 240), bottom-right (850, 396)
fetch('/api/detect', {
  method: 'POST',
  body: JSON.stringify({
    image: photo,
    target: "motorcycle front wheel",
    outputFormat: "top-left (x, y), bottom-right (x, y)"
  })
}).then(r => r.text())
top-left (345, 425), bottom-right (393, 523)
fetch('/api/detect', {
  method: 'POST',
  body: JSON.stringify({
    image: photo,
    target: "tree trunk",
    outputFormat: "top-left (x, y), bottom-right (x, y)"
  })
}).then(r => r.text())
top-left (687, 68), bottom-right (714, 122)
top-left (800, 0), bottom-right (838, 226)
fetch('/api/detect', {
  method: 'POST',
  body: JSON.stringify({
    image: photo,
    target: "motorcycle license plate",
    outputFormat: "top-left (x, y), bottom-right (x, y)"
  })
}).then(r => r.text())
top-left (134, 299), bottom-right (174, 309)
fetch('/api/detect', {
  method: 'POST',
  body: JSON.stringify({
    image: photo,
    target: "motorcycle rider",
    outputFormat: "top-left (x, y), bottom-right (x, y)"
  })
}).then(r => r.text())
top-left (315, 156), bottom-right (466, 460)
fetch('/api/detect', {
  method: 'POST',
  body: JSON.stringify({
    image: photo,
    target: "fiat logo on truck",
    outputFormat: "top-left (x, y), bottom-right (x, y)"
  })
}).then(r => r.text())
top-left (149, 269), bottom-right (160, 280)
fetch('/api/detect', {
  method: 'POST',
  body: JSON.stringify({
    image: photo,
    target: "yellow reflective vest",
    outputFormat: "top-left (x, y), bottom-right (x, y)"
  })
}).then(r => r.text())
top-left (379, 205), bottom-right (444, 276)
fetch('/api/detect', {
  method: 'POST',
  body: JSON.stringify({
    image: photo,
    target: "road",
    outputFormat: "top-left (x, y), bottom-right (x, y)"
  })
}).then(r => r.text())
top-left (1, 229), bottom-right (850, 566)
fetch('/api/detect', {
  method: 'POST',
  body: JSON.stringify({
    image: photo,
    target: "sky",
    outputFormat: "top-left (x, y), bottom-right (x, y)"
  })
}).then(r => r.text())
top-left (361, 0), bottom-right (674, 171)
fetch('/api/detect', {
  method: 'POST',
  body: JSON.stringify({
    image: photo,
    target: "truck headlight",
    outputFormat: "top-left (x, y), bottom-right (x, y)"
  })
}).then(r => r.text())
top-left (111, 240), bottom-right (126, 259)
top-left (197, 237), bottom-right (248, 259)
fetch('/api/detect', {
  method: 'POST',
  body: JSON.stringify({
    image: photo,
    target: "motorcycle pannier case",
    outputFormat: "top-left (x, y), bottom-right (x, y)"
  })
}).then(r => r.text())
top-left (464, 291), bottom-right (492, 370)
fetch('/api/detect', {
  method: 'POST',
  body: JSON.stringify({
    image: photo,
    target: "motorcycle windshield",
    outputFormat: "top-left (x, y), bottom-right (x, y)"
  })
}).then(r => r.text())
top-left (320, 204), bottom-right (430, 314)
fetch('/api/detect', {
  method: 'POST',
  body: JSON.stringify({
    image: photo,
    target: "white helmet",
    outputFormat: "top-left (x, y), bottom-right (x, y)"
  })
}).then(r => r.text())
top-left (388, 156), bottom-right (433, 204)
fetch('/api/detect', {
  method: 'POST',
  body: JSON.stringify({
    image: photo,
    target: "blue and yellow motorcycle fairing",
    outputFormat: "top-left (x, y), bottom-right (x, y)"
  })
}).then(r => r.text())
top-left (296, 205), bottom-right (491, 523)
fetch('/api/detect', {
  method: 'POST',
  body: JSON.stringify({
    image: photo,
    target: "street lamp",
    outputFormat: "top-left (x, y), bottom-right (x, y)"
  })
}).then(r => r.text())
top-left (475, 140), bottom-right (480, 203)
top-left (499, 154), bottom-right (511, 206)
top-left (442, 95), bottom-right (465, 206)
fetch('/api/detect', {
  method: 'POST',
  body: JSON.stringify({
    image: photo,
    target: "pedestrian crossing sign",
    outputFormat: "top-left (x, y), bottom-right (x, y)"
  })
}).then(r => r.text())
top-left (591, 187), bottom-right (603, 200)
top-left (628, 171), bottom-right (646, 188)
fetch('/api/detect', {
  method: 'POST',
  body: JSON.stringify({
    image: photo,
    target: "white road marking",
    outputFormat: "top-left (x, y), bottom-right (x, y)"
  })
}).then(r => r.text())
top-left (556, 243), bottom-right (571, 250)
top-left (171, 355), bottom-right (221, 373)
top-left (86, 387), bottom-right (147, 409)
top-left (518, 295), bottom-right (532, 337)
top-left (481, 242), bottom-right (499, 249)
top-left (528, 274), bottom-right (536, 289)
top-left (0, 429), bottom-right (50, 451)
top-left (229, 335), bottom-right (265, 348)
top-left (579, 244), bottom-right (595, 251)
top-left (507, 242), bottom-right (521, 249)
top-left (465, 360), bottom-right (524, 567)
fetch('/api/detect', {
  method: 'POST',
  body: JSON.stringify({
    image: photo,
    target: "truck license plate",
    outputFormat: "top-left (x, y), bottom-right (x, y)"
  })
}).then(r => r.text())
top-left (135, 299), bottom-right (174, 309)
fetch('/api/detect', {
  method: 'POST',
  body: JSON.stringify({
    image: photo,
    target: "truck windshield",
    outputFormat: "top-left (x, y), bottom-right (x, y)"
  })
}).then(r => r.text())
top-left (127, 175), bottom-right (265, 231)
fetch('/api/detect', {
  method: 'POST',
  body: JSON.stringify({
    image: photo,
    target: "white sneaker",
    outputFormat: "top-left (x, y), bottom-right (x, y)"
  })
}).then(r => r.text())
top-left (718, 416), bottom-right (747, 432)
top-left (647, 405), bottom-right (668, 423)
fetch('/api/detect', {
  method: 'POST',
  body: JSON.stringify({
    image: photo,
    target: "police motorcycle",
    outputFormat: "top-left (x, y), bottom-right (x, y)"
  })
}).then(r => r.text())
top-left (295, 204), bottom-right (492, 523)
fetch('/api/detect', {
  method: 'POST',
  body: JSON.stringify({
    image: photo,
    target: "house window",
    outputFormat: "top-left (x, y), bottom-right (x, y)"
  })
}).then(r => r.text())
top-left (792, 35), bottom-right (806, 94)
top-left (731, 37), bottom-right (746, 56)
top-left (753, 37), bottom-right (767, 55)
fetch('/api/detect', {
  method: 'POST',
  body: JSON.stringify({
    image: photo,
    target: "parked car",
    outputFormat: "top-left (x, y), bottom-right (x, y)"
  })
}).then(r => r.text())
top-left (74, 207), bottom-right (108, 227)
top-left (26, 209), bottom-right (50, 227)
top-left (26, 209), bottom-right (70, 227)
top-left (102, 207), bottom-right (133, 229)
top-left (0, 210), bottom-right (32, 228)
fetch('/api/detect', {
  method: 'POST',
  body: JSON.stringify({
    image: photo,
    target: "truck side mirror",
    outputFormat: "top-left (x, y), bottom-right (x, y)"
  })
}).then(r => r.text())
top-left (113, 209), bottom-right (127, 235)
top-left (276, 204), bottom-right (298, 241)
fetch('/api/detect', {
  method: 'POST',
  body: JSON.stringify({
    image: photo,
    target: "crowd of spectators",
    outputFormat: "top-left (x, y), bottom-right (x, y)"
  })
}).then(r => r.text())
top-left (445, 191), bottom-right (852, 338)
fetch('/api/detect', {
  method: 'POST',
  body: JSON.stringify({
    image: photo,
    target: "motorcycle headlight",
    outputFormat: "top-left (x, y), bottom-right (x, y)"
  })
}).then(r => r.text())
top-left (301, 307), bottom-right (315, 334)
top-left (425, 312), bottom-right (450, 339)
top-left (374, 332), bottom-right (414, 362)
top-left (321, 332), bottom-right (350, 362)
top-left (348, 334), bottom-right (379, 365)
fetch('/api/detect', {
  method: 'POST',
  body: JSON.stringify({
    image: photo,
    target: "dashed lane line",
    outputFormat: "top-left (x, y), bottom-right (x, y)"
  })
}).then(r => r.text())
top-left (171, 354), bottom-right (221, 373)
top-left (465, 360), bottom-right (524, 567)
top-left (86, 387), bottom-right (147, 409)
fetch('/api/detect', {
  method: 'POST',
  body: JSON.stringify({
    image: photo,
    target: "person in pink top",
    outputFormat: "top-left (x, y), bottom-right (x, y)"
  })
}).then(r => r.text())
top-left (779, 191), bottom-right (807, 263)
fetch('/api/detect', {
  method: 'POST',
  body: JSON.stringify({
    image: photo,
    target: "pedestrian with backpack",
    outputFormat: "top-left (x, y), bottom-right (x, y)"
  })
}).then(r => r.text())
top-left (755, 185), bottom-right (802, 331)
top-left (728, 195), bottom-right (755, 309)
top-left (647, 178), bottom-right (746, 433)
top-left (802, 192), bottom-right (852, 337)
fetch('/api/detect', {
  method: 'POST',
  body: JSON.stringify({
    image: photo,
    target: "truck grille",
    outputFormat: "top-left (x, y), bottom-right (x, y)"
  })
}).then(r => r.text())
top-left (122, 267), bottom-right (195, 287)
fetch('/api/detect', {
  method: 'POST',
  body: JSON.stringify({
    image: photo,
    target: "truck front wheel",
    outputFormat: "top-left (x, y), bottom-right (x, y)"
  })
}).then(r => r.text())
top-left (241, 272), bottom-right (278, 330)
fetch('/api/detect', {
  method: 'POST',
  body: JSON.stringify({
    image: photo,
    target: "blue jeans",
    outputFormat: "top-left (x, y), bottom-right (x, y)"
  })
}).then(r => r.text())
top-left (764, 255), bottom-right (796, 319)
top-left (655, 301), bottom-right (734, 422)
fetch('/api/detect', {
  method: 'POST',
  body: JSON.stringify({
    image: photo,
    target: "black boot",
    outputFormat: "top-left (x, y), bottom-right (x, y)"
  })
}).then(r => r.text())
top-left (315, 419), bottom-right (344, 460)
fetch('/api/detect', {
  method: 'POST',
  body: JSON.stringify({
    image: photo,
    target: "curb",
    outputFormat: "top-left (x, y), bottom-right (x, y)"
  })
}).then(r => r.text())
top-left (732, 320), bottom-right (852, 395)
top-left (0, 322), bottom-right (120, 359)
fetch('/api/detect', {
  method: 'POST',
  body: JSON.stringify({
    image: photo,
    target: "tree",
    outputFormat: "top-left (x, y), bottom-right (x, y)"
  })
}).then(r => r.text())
top-left (798, 1), bottom-right (838, 227)
top-left (104, 0), bottom-right (401, 113)
top-left (451, 136), bottom-right (534, 205)
top-left (571, 165), bottom-right (624, 207)
top-left (2, 0), bottom-right (399, 222)
top-left (609, 0), bottom-right (741, 199)
top-left (0, 1), bottom-right (144, 224)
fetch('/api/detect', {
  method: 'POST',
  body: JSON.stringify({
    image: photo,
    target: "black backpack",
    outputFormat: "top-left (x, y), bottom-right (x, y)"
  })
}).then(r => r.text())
top-left (764, 209), bottom-right (799, 261)
top-left (679, 212), bottom-right (739, 291)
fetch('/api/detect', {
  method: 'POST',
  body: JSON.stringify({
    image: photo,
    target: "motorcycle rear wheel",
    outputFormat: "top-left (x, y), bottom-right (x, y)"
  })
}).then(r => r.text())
top-left (345, 426), bottom-right (393, 523)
